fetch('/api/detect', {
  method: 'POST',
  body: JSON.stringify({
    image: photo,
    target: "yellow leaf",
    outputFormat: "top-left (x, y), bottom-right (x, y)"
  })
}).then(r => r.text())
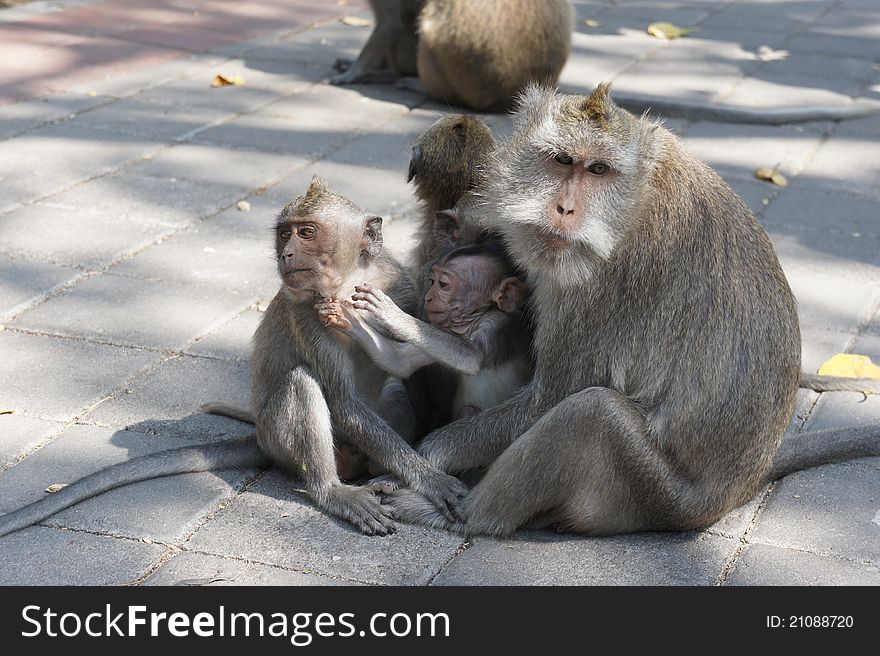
top-left (647, 22), bottom-right (697, 39)
top-left (45, 483), bottom-right (68, 493)
top-left (340, 16), bottom-right (372, 27)
top-left (211, 74), bottom-right (246, 88)
top-left (583, 19), bottom-right (602, 28)
top-left (755, 167), bottom-right (787, 187)
top-left (818, 353), bottom-right (880, 381)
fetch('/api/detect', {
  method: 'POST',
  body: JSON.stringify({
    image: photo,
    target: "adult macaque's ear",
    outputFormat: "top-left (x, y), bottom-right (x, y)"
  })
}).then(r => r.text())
top-left (435, 209), bottom-right (462, 241)
top-left (407, 144), bottom-right (423, 183)
top-left (362, 215), bottom-right (383, 258)
top-left (494, 276), bottom-right (527, 313)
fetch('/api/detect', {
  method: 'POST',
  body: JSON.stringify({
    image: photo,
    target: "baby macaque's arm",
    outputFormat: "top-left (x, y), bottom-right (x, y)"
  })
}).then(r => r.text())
top-left (316, 299), bottom-right (434, 378)
top-left (351, 284), bottom-right (495, 376)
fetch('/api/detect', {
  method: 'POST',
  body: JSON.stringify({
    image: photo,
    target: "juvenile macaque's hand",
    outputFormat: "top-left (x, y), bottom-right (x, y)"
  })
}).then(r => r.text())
top-left (351, 284), bottom-right (411, 337)
top-left (315, 299), bottom-right (352, 330)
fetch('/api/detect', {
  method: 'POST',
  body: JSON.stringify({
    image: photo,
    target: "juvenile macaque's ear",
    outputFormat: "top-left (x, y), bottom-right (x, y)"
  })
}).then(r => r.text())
top-left (435, 209), bottom-right (462, 241)
top-left (362, 215), bottom-right (383, 258)
top-left (494, 276), bottom-right (527, 313)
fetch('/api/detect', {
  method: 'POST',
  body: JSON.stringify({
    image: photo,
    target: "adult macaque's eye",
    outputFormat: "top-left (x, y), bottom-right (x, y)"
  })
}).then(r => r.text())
top-left (438, 280), bottom-right (449, 289)
top-left (554, 153), bottom-right (574, 165)
top-left (298, 226), bottom-right (317, 239)
top-left (587, 162), bottom-right (609, 175)
top-left (279, 228), bottom-right (292, 240)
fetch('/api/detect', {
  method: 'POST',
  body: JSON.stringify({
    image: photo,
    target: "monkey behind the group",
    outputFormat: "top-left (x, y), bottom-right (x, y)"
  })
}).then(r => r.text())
top-left (0, 178), bottom-right (467, 539)
top-left (383, 84), bottom-right (880, 537)
top-left (333, 0), bottom-right (574, 112)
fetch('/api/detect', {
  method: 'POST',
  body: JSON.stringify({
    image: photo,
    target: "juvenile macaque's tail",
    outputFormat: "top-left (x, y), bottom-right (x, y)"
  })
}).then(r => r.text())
top-left (201, 401), bottom-right (255, 424)
top-left (767, 425), bottom-right (880, 483)
top-left (0, 437), bottom-right (268, 538)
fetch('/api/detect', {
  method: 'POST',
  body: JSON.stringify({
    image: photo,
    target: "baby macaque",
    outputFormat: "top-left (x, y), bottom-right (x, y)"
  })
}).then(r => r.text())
top-left (317, 240), bottom-right (531, 420)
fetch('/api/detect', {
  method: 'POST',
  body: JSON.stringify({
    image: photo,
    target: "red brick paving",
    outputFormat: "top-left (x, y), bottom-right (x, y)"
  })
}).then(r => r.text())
top-left (0, 0), bottom-right (368, 106)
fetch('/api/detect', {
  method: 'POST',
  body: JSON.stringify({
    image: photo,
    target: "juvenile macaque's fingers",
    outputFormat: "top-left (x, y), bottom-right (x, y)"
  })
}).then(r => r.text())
top-left (350, 300), bottom-right (375, 311)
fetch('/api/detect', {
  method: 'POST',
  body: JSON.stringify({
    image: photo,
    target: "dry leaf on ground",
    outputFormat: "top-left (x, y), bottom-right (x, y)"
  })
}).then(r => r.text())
top-left (45, 484), bottom-right (68, 493)
top-left (0, 409), bottom-right (14, 415)
top-left (818, 354), bottom-right (880, 385)
top-left (583, 19), bottom-right (602, 28)
top-left (211, 74), bottom-right (246, 88)
top-left (341, 16), bottom-right (372, 27)
top-left (236, 200), bottom-right (251, 212)
top-left (647, 22), bottom-right (697, 39)
top-left (755, 166), bottom-right (788, 187)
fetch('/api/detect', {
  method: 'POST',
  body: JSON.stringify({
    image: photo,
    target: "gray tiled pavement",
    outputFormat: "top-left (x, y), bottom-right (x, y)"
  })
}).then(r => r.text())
top-left (0, 0), bottom-right (878, 586)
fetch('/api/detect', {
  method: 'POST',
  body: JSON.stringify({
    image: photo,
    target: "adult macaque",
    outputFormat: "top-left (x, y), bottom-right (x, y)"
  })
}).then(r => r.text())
top-left (332, 0), bottom-right (575, 111)
top-left (382, 84), bottom-right (880, 537)
top-left (0, 178), bottom-right (466, 538)
top-left (318, 240), bottom-right (531, 422)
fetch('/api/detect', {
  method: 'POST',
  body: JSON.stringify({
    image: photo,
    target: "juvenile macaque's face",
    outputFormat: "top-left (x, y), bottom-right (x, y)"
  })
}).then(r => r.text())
top-left (425, 255), bottom-right (507, 331)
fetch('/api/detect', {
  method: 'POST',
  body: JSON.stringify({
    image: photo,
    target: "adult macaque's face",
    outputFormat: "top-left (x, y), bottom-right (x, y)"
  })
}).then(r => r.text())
top-left (425, 255), bottom-right (504, 333)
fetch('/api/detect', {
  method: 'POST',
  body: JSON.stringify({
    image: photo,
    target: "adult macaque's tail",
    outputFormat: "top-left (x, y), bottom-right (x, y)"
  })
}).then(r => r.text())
top-left (799, 372), bottom-right (880, 394)
top-left (767, 425), bottom-right (880, 483)
top-left (0, 437), bottom-right (267, 538)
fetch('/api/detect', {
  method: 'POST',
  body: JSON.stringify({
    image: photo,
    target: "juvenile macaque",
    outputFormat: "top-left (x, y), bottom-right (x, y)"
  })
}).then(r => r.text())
top-left (0, 178), bottom-right (467, 538)
top-left (318, 240), bottom-right (531, 421)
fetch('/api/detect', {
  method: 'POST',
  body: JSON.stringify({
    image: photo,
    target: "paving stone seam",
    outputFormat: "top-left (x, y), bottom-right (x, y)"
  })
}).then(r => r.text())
top-left (426, 539), bottom-right (472, 586)
top-left (716, 481), bottom-right (777, 585)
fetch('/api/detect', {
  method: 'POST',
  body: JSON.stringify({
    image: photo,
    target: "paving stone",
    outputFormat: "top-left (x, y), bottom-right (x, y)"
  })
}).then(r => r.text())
top-left (186, 470), bottom-right (464, 585)
top-left (12, 273), bottom-right (252, 350)
top-left (721, 75), bottom-right (869, 113)
top-left (0, 202), bottom-right (168, 269)
top-left (44, 172), bottom-right (250, 228)
top-left (757, 52), bottom-right (877, 88)
top-left (0, 424), bottom-right (258, 542)
top-left (681, 122), bottom-right (823, 179)
top-left (127, 141), bottom-right (307, 190)
top-left (801, 333), bottom-right (880, 433)
top-left (0, 413), bottom-right (64, 468)
top-left (0, 90), bottom-right (113, 138)
top-left (0, 526), bottom-right (162, 585)
top-left (87, 355), bottom-right (252, 441)
top-left (701, 2), bottom-right (827, 32)
top-left (185, 308), bottom-right (263, 362)
top-left (433, 531), bottom-right (735, 585)
top-left (726, 543), bottom-right (880, 585)
top-left (67, 97), bottom-right (234, 140)
top-left (0, 330), bottom-right (159, 420)
top-left (192, 84), bottom-right (410, 159)
top-left (112, 211), bottom-right (278, 296)
top-left (798, 137), bottom-right (880, 201)
top-left (786, 32), bottom-right (880, 60)
top-left (749, 461), bottom-right (880, 564)
top-left (799, 326), bottom-right (857, 374)
top-left (761, 186), bottom-right (880, 267)
top-left (237, 21), bottom-right (369, 68)
top-left (0, 253), bottom-right (79, 318)
top-left (707, 489), bottom-right (766, 540)
top-left (144, 551), bottom-right (349, 586)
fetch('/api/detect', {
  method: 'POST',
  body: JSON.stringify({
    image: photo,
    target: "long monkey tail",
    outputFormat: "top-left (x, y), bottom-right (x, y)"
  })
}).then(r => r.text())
top-left (766, 425), bottom-right (880, 484)
top-left (799, 372), bottom-right (880, 394)
top-left (0, 436), bottom-right (268, 538)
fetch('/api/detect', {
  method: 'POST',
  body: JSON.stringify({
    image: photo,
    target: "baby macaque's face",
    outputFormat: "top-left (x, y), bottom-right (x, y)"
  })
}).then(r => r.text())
top-left (424, 255), bottom-right (511, 332)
